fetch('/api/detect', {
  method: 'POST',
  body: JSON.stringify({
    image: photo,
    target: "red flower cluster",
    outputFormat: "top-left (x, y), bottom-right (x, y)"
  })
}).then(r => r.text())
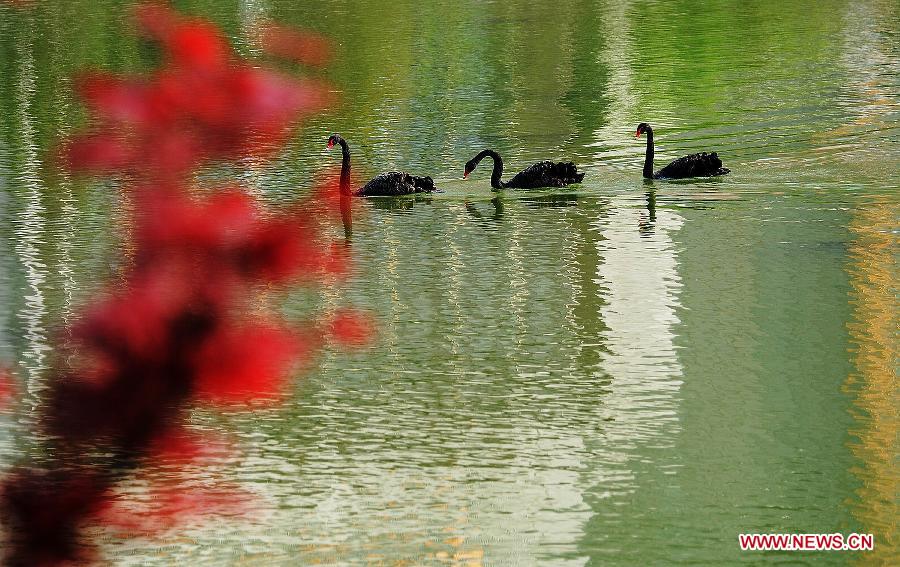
top-left (64, 4), bottom-right (327, 179)
top-left (1, 4), bottom-right (370, 565)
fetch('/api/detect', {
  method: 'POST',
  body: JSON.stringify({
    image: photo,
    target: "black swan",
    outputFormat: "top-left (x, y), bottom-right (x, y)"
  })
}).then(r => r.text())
top-left (463, 150), bottom-right (584, 190)
top-left (634, 123), bottom-right (729, 179)
top-left (327, 134), bottom-right (436, 196)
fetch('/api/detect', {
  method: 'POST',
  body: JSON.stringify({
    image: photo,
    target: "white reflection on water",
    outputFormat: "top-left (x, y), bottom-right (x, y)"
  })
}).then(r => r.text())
top-left (587, 0), bottom-right (640, 171)
top-left (589, 0), bottom-right (685, 469)
top-left (239, 0), bottom-right (270, 53)
top-left (595, 199), bottom-right (684, 466)
top-left (11, 37), bottom-right (51, 400)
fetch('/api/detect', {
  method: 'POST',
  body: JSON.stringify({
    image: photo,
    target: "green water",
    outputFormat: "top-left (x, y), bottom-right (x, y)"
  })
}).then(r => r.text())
top-left (1, 0), bottom-right (898, 565)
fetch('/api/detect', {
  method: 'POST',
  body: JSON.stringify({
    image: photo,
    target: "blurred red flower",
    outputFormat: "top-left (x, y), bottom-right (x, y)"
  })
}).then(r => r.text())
top-left (0, 369), bottom-right (15, 410)
top-left (258, 23), bottom-right (331, 66)
top-left (327, 309), bottom-right (376, 348)
top-left (193, 322), bottom-right (303, 404)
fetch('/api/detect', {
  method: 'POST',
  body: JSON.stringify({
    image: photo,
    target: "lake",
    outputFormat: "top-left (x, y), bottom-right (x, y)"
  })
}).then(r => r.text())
top-left (0, 0), bottom-right (897, 564)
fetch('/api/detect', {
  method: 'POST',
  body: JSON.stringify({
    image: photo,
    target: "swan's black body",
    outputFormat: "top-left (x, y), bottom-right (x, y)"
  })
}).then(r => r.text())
top-left (635, 123), bottom-right (729, 179)
top-left (359, 172), bottom-right (435, 196)
top-left (327, 134), bottom-right (436, 196)
top-left (464, 150), bottom-right (584, 190)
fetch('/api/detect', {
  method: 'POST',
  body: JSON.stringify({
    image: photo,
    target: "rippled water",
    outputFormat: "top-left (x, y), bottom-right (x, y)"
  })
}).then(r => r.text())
top-left (1, 0), bottom-right (898, 565)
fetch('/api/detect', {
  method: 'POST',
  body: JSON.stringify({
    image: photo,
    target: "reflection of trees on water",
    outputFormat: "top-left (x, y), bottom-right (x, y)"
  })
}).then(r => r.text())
top-left (844, 203), bottom-right (899, 564)
top-left (365, 194), bottom-right (434, 213)
top-left (838, 5), bottom-right (899, 561)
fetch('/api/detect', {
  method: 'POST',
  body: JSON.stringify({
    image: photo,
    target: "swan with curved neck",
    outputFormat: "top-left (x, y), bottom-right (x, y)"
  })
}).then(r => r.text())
top-left (634, 123), bottom-right (729, 179)
top-left (464, 149), bottom-right (584, 190)
top-left (327, 134), bottom-right (436, 197)
top-left (327, 134), bottom-right (353, 195)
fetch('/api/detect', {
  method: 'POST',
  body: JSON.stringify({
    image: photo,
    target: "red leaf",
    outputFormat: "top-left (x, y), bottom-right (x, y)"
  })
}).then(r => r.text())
top-left (239, 219), bottom-right (322, 283)
top-left (166, 21), bottom-right (230, 70)
top-left (76, 73), bottom-right (152, 124)
top-left (133, 3), bottom-right (178, 41)
top-left (193, 324), bottom-right (303, 403)
top-left (137, 189), bottom-right (257, 252)
top-left (0, 368), bottom-right (16, 409)
top-left (147, 427), bottom-right (235, 466)
top-left (74, 270), bottom-right (193, 363)
top-left (327, 309), bottom-right (374, 348)
top-left (62, 133), bottom-right (133, 173)
top-left (259, 23), bottom-right (331, 66)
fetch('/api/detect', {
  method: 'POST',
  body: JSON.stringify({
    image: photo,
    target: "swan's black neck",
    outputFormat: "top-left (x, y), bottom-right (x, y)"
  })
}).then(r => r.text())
top-left (335, 137), bottom-right (352, 195)
top-left (642, 127), bottom-right (655, 179)
top-left (473, 150), bottom-right (505, 189)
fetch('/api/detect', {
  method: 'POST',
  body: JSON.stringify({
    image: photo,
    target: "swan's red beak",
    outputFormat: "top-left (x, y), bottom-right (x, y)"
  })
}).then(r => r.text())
top-left (634, 131), bottom-right (641, 138)
top-left (327, 140), bottom-right (334, 148)
top-left (463, 171), bottom-right (469, 179)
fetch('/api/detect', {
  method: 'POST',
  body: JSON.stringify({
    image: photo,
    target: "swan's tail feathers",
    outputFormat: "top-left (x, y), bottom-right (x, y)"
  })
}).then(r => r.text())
top-left (654, 151), bottom-right (728, 179)
top-left (705, 153), bottom-right (729, 176)
top-left (413, 175), bottom-right (436, 193)
top-left (695, 152), bottom-right (728, 176)
top-left (554, 161), bottom-right (584, 184)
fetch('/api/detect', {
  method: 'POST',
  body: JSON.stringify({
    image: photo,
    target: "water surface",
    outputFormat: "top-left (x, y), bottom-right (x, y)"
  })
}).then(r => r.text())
top-left (1, 0), bottom-right (897, 564)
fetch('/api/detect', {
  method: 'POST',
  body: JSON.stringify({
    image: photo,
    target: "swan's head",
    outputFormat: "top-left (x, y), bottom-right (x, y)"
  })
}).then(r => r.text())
top-left (634, 123), bottom-right (651, 138)
top-left (463, 159), bottom-right (476, 179)
top-left (327, 134), bottom-right (343, 149)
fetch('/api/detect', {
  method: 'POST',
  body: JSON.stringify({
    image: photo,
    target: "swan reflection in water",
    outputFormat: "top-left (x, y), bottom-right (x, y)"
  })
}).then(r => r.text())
top-left (464, 196), bottom-right (504, 224)
top-left (639, 189), bottom-right (657, 236)
top-left (366, 194), bottom-right (434, 213)
top-left (340, 193), bottom-right (436, 242)
top-left (519, 193), bottom-right (579, 209)
top-left (329, 131), bottom-right (437, 240)
top-left (340, 194), bottom-right (352, 241)
top-left (463, 193), bottom-right (578, 229)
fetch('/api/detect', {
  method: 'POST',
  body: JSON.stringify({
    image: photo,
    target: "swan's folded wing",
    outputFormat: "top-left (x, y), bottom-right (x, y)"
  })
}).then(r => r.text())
top-left (358, 172), bottom-right (437, 196)
top-left (359, 172), bottom-right (416, 196)
top-left (656, 152), bottom-right (726, 178)
top-left (507, 161), bottom-right (583, 189)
